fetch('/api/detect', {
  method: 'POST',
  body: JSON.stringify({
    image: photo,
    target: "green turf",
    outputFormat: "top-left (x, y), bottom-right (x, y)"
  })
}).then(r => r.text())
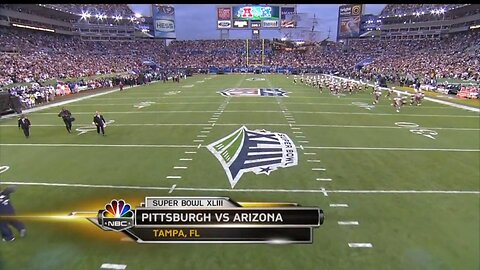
top-left (0, 74), bottom-right (479, 270)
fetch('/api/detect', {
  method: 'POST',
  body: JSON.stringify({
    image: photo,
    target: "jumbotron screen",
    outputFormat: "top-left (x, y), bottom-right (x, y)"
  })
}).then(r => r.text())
top-left (217, 5), bottom-right (296, 29)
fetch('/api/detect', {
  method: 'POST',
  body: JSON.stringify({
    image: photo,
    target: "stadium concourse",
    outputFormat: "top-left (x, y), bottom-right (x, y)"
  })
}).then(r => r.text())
top-left (0, 3), bottom-right (479, 270)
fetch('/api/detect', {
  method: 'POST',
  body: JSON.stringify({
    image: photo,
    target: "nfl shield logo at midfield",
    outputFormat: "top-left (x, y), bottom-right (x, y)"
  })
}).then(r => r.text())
top-left (207, 126), bottom-right (298, 188)
top-left (220, 88), bottom-right (288, 97)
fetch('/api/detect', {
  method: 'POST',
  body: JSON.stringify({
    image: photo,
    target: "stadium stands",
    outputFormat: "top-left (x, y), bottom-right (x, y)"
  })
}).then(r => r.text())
top-left (1, 4), bottom-right (479, 110)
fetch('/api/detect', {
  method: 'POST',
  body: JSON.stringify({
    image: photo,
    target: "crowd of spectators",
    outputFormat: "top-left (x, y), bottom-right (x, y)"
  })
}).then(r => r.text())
top-left (379, 4), bottom-right (468, 17)
top-left (1, 25), bottom-right (479, 109)
top-left (44, 4), bottom-right (135, 17)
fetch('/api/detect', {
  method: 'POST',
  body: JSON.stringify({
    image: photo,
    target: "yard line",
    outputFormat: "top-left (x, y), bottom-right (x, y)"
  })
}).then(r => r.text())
top-left (316, 178), bottom-right (332, 181)
top-left (197, 135), bottom-right (208, 138)
top-left (2, 181), bottom-right (479, 195)
top-left (169, 184), bottom-right (177, 194)
top-left (299, 141), bottom-right (309, 143)
top-left (293, 131), bottom-right (303, 134)
top-left (304, 146), bottom-right (480, 152)
top-left (203, 127), bottom-right (213, 129)
top-left (300, 145), bottom-right (304, 150)
top-left (304, 152), bottom-right (316, 155)
top-left (2, 143), bottom-right (477, 152)
top-left (184, 151), bottom-right (197, 154)
top-left (330, 204), bottom-right (349, 207)
top-left (31, 110), bottom-right (479, 118)
top-left (296, 136), bottom-right (306, 138)
top-left (0, 143), bottom-right (196, 148)
top-left (173, 166), bottom-right (188, 169)
top-left (179, 158), bottom-right (192, 161)
top-left (307, 160), bottom-right (321, 162)
top-left (321, 187), bottom-right (328, 197)
top-left (200, 130), bottom-right (210, 133)
top-left (6, 123), bottom-right (476, 131)
top-left (312, 168), bottom-right (326, 171)
top-left (100, 263), bottom-right (127, 270)
top-left (348, 243), bottom-right (373, 248)
top-left (166, 176), bottom-right (181, 179)
top-left (208, 121), bottom-right (216, 123)
top-left (338, 221), bottom-right (359, 225)
top-left (197, 144), bottom-right (202, 148)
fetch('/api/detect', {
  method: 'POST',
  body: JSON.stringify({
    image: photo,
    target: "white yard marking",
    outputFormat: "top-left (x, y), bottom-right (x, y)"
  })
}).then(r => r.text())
top-left (197, 144), bottom-right (202, 148)
top-left (1, 143), bottom-right (477, 152)
top-left (316, 178), bottom-right (332, 181)
top-left (330, 204), bottom-right (349, 208)
top-left (203, 127), bottom-right (213, 130)
top-left (184, 151), bottom-right (197, 154)
top-left (299, 141), bottom-right (309, 143)
top-left (296, 135), bottom-right (306, 138)
top-left (348, 243), bottom-right (373, 248)
top-left (208, 121), bottom-right (216, 123)
top-left (100, 263), bottom-right (127, 269)
top-left (193, 140), bottom-right (204, 143)
top-left (179, 158), bottom-right (192, 161)
top-left (201, 130), bottom-right (210, 133)
top-left (197, 135), bottom-right (208, 138)
top-left (304, 152), bottom-right (317, 155)
top-left (166, 176), bottom-right (181, 179)
top-left (5, 123), bottom-right (476, 131)
top-left (173, 166), bottom-right (188, 169)
top-left (293, 131), bottom-right (303, 134)
top-left (169, 184), bottom-right (177, 194)
top-left (300, 145), bottom-right (304, 150)
top-left (321, 187), bottom-right (328, 197)
top-left (303, 146), bottom-right (480, 152)
top-left (1, 181), bottom-right (479, 194)
top-left (31, 110), bottom-right (479, 118)
top-left (338, 221), bottom-right (359, 225)
top-left (212, 123), bottom-right (215, 127)
top-left (307, 160), bottom-right (321, 162)
top-left (312, 168), bottom-right (326, 171)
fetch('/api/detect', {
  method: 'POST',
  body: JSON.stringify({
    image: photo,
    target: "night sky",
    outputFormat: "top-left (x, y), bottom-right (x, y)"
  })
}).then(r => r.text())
top-left (129, 4), bottom-right (387, 41)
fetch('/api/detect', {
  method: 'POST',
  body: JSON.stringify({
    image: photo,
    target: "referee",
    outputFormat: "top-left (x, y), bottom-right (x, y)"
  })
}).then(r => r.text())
top-left (58, 107), bottom-right (75, 133)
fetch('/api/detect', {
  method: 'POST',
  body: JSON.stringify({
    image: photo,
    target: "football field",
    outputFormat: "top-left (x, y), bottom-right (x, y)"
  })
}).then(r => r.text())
top-left (0, 74), bottom-right (479, 270)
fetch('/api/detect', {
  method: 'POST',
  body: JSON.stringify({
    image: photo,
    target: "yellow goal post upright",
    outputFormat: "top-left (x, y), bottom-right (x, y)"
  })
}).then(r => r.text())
top-left (246, 39), bottom-right (266, 67)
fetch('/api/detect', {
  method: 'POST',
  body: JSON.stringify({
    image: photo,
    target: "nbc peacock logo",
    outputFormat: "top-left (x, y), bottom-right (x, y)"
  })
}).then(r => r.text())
top-left (98, 199), bottom-right (135, 231)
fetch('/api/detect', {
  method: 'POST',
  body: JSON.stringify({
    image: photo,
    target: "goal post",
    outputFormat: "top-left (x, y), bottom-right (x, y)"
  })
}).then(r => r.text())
top-left (246, 39), bottom-right (265, 67)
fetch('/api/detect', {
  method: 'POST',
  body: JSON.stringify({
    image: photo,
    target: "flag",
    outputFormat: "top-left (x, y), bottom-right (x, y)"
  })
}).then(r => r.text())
top-left (354, 57), bottom-right (374, 71)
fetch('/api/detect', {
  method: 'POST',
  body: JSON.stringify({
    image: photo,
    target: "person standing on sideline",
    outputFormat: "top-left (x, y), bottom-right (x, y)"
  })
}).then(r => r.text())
top-left (17, 114), bottom-right (31, 138)
top-left (58, 107), bottom-right (75, 133)
top-left (0, 185), bottom-right (26, 242)
top-left (93, 111), bottom-right (106, 136)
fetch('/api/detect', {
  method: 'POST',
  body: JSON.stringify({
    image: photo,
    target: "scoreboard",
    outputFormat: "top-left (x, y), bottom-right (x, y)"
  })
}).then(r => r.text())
top-left (217, 5), bottom-right (296, 30)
